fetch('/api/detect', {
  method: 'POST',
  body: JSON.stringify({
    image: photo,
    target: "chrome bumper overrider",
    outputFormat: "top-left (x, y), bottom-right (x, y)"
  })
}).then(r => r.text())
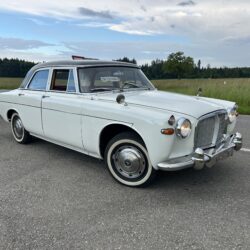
top-left (157, 132), bottom-right (242, 171)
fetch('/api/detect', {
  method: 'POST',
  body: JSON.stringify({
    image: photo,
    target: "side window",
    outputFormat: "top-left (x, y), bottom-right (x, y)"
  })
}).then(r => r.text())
top-left (67, 70), bottom-right (76, 92)
top-left (28, 70), bottom-right (49, 90)
top-left (51, 69), bottom-right (76, 92)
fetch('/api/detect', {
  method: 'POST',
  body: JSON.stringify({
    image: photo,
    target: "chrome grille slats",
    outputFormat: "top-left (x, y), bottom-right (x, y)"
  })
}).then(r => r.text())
top-left (194, 116), bottom-right (216, 148)
top-left (216, 113), bottom-right (228, 144)
top-left (194, 111), bottom-right (228, 149)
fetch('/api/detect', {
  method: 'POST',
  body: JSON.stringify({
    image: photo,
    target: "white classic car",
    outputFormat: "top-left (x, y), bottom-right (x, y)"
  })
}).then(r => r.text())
top-left (0, 60), bottom-right (242, 187)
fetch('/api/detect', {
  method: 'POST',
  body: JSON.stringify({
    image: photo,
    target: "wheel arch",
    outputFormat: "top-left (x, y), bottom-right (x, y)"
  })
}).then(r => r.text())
top-left (99, 123), bottom-right (146, 158)
top-left (7, 109), bottom-right (19, 122)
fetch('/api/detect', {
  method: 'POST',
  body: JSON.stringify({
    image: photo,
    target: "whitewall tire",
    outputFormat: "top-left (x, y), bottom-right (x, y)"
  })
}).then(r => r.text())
top-left (104, 132), bottom-right (156, 187)
top-left (11, 113), bottom-right (31, 144)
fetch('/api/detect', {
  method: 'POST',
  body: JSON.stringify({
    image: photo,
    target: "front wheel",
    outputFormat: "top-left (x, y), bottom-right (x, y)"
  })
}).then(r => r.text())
top-left (104, 132), bottom-right (156, 187)
top-left (11, 113), bottom-right (31, 144)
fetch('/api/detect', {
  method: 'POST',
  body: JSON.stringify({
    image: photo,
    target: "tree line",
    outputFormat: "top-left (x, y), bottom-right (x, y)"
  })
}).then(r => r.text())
top-left (1, 54), bottom-right (250, 79)
top-left (117, 53), bottom-right (250, 79)
top-left (0, 58), bottom-right (35, 77)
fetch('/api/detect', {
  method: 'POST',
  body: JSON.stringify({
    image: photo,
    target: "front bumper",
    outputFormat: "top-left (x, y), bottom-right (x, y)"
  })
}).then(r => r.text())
top-left (157, 132), bottom-right (242, 171)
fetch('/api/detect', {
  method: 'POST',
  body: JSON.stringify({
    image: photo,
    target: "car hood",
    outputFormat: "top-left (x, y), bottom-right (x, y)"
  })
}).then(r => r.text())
top-left (96, 90), bottom-right (234, 118)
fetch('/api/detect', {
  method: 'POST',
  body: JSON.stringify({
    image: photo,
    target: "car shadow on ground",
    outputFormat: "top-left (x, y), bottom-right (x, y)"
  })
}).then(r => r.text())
top-left (31, 137), bottom-right (238, 192)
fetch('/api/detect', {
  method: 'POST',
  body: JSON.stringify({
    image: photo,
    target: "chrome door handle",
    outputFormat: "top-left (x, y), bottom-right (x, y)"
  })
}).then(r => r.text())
top-left (42, 95), bottom-right (50, 99)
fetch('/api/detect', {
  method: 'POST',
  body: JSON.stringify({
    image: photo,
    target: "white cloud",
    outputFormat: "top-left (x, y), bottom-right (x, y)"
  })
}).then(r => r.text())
top-left (0, 1), bottom-right (250, 66)
top-left (0, 37), bottom-right (53, 50)
top-left (0, 1), bottom-right (249, 40)
top-left (0, 49), bottom-right (62, 63)
top-left (77, 22), bottom-right (113, 28)
top-left (109, 23), bottom-right (159, 35)
top-left (60, 40), bottom-right (250, 67)
top-left (1, 38), bottom-right (250, 67)
top-left (25, 18), bottom-right (48, 26)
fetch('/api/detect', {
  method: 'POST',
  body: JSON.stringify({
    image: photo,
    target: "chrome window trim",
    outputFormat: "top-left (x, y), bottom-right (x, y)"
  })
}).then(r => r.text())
top-left (24, 68), bottom-right (51, 91)
top-left (76, 66), bottom-right (155, 94)
top-left (46, 67), bottom-right (79, 94)
top-left (44, 90), bottom-right (80, 96)
top-left (21, 65), bottom-right (154, 96)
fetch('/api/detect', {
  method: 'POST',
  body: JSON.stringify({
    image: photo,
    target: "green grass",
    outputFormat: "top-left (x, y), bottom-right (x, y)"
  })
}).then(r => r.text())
top-left (0, 77), bottom-right (249, 114)
top-left (0, 77), bottom-right (23, 89)
top-left (152, 78), bottom-right (250, 115)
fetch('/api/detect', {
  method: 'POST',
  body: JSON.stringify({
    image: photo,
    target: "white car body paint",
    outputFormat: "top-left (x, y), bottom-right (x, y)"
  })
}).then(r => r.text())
top-left (0, 61), bottom-right (239, 170)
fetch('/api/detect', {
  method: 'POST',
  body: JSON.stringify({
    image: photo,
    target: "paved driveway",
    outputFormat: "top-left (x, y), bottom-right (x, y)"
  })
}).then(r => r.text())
top-left (0, 116), bottom-right (249, 249)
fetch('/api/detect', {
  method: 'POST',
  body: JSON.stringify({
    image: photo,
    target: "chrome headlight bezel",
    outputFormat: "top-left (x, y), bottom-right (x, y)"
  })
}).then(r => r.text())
top-left (176, 118), bottom-right (192, 139)
top-left (227, 105), bottom-right (238, 123)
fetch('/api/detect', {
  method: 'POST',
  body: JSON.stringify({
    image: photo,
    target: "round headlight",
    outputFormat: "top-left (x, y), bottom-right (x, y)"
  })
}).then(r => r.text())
top-left (176, 118), bottom-right (192, 138)
top-left (227, 105), bottom-right (238, 123)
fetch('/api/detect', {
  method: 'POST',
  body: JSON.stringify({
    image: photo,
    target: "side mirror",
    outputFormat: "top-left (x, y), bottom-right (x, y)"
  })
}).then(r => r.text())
top-left (116, 94), bottom-right (127, 106)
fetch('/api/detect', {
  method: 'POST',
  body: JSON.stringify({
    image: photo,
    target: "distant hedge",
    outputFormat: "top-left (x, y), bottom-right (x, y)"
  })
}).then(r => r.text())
top-left (0, 58), bottom-right (36, 77)
top-left (1, 55), bottom-right (250, 79)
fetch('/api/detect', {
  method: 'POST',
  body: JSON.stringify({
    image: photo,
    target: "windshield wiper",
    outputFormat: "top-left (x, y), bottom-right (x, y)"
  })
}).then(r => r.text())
top-left (90, 88), bottom-right (113, 93)
top-left (122, 81), bottom-right (139, 89)
top-left (121, 84), bottom-right (151, 92)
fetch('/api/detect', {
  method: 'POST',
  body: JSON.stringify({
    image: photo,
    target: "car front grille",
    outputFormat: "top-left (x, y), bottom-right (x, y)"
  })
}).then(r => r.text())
top-left (194, 111), bottom-right (228, 149)
top-left (216, 113), bottom-right (228, 144)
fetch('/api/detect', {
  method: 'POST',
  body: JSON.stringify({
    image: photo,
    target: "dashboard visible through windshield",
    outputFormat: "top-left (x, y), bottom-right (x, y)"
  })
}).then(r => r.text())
top-left (78, 66), bottom-right (154, 93)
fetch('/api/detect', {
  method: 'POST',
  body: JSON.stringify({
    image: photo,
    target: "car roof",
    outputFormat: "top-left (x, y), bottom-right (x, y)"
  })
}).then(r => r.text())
top-left (20, 60), bottom-right (140, 88)
top-left (32, 60), bottom-right (139, 71)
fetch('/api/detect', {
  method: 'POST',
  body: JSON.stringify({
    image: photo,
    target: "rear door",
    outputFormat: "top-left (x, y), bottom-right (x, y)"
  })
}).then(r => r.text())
top-left (41, 67), bottom-right (83, 149)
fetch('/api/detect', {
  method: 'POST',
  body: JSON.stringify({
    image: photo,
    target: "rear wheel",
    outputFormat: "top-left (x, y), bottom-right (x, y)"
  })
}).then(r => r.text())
top-left (104, 132), bottom-right (156, 187)
top-left (11, 113), bottom-right (31, 144)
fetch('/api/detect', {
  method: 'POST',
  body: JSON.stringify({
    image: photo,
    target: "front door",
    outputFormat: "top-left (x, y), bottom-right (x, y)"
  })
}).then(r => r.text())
top-left (18, 69), bottom-right (50, 136)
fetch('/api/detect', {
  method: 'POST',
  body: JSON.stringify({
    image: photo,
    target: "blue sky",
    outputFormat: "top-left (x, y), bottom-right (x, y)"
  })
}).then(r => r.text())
top-left (0, 0), bottom-right (249, 66)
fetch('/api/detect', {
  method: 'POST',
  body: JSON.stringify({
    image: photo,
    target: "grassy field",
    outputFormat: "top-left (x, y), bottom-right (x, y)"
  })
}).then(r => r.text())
top-left (0, 77), bottom-right (23, 90)
top-left (0, 77), bottom-right (249, 114)
top-left (152, 78), bottom-right (250, 115)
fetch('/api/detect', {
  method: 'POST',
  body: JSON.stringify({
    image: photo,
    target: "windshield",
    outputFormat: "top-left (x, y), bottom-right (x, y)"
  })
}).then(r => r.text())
top-left (78, 66), bottom-right (154, 93)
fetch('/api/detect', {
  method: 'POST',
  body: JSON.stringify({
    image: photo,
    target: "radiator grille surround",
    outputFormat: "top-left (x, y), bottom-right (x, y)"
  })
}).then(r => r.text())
top-left (194, 111), bottom-right (228, 149)
top-left (216, 113), bottom-right (228, 144)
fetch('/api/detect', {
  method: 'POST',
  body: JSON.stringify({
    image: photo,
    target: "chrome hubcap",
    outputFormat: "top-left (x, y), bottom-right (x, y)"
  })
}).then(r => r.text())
top-left (13, 116), bottom-right (24, 139)
top-left (112, 146), bottom-right (146, 179)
